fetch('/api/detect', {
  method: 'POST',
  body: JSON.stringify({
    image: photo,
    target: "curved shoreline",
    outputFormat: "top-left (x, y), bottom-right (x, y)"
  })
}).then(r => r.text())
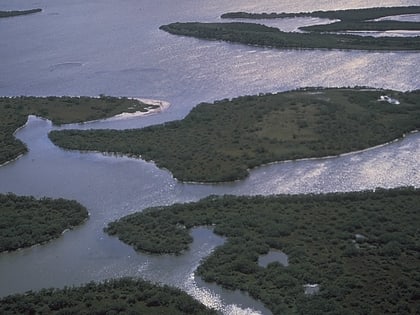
top-left (0, 97), bottom-right (170, 167)
top-left (48, 129), bottom-right (419, 186)
top-left (47, 87), bottom-right (420, 184)
top-left (177, 130), bottom-right (420, 185)
top-left (0, 216), bottom-right (89, 255)
top-left (75, 97), bottom-right (171, 124)
top-left (0, 195), bottom-right (89, 254)
top-left (109, 98), bottom-right (171, 120)
top-left (0, 118), bottom-right (31, 167)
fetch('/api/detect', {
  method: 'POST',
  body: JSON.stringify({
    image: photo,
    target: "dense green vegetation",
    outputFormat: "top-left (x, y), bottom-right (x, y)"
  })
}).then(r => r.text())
top-left (161, 6), bottom-right (420, 51)
top-left (0, 96), bottom-right (156, 165)
top-left (49, 88), bottom-right (420, 182)
top-left (221, 6), bottom-right (420, 21)
top-left (0, 9), bottom-right (42, 18)
top-left (0, 193), bottom-right (88, 252)
top-left (222, 6), bottom-right (420, 33)
top-left (105, 187), bottom-right (420, 315)
top-left (300, 21), bottom-right (420, 33)
top-left (160, 21), bottom-right (420, 51)
top-left (0, 278), bottom-right (217, 314)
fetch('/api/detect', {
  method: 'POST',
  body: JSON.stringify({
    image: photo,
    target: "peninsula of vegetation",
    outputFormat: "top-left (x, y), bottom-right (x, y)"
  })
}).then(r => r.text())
top-left (0, 193), bottom-right (88, 252)
top-left (0, 96), bottom-right (157, 165)
top-left (105, 187), bottom-right (420, 315)
top-left (49, 88), bottom-right (420, 182)
top-left (0, 278), bottom-right (217, 314)
top-left (160, 6), bottom-right (420, 51)
top-left (0, 9), bottom-right (42, 18)
top-left (222, 6), bottom-right (420, 33)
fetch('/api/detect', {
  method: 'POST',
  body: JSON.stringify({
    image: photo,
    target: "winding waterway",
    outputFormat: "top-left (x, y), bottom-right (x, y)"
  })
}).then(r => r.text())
top-left (1, 0), bottom-right (419, 314)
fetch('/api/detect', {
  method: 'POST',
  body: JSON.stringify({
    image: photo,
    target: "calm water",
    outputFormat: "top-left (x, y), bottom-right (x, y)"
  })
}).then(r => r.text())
top-left (1, 0), bottom-right (419, 314)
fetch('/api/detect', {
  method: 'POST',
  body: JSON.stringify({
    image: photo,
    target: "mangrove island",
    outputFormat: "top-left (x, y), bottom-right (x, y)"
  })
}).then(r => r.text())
top-left (160, 6), bottom-right (420, 51)
top-left (104, 187), bottom-right (420, 315)
top-left (0, 9), bottom-right (42, 18)
top-left (49, 88), bottom-right (420, 182)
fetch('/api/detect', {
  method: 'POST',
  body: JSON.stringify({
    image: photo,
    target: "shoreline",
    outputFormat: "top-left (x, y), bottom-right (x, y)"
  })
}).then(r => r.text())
top-left (0, 119), bottom-right (31, 167)
top-left (0, 97), bottom-right (170, 167)
top-left (111, 98), bottom-right (171, 119)
top-left (77, 97), bottom-right (171, 124)
top-left (51, 130), bottom-right (419, 187)
top-left (175, 129), bottom-right (420, 185)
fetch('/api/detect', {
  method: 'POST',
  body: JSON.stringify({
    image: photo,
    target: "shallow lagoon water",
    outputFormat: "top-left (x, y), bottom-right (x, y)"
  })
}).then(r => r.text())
top-left (258, 251), bottom-right (289, 268)
top-left (1, 0), bottom-right (420, 314)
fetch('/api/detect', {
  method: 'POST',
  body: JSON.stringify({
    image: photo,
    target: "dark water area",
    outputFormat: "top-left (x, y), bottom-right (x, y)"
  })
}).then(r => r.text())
top-left (1, 0), bottom-right (419, 314)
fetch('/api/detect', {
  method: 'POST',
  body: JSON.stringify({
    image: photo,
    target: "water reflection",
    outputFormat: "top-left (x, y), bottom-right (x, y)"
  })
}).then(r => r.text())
top-left (1, 0), bottom-right (420, 314)
top-left (1, 104), bottom-right (418, 313)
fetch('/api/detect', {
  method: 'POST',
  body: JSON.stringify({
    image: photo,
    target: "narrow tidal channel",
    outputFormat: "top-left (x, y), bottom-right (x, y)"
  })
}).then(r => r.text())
top-left (1, 0), bottom-right (420, 313)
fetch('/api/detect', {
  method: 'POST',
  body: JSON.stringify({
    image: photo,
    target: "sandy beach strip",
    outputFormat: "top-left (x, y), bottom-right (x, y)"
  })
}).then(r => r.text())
top-left (106, 98), bottom-right (171, 121)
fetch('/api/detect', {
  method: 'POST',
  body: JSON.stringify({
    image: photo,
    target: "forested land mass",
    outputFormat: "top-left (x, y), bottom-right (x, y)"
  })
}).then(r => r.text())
top-left (159, 22), bottom-right (420, 51)
top-left (0, 278), bottom-right (217, 315)
top-left (160, 6), bottom-right (420, 51)
top-left (222, 6), bottom-right (420, 33)
top-left (0, 9), bottom-right (42, 18)
top-left (49, 88), bottom-right (420, 182)
top-left (221, 6), bottom-right (420, 21)
top-left (0, 194), bottom-right (88, 252)
top-left (105, 187), bottom-right (420, 315)
top-left (0, 96), bottom-right (156, 165)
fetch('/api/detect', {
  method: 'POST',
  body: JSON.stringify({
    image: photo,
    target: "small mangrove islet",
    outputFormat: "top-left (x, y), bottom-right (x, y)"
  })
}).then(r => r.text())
top-left (49, 88), bottom-right (420, 182)
top-left (0, 9), bottom-right (42, 18)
